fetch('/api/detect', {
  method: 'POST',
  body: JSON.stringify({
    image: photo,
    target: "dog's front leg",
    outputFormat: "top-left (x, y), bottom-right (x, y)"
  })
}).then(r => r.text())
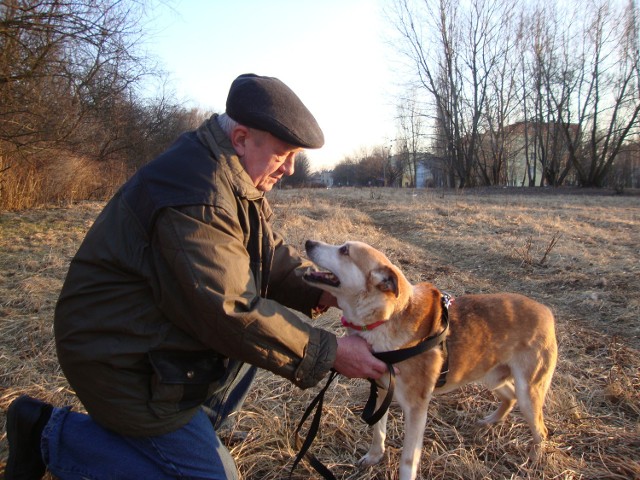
top-left (398, 403), bottom-right (430, 480)
top-left (358, 391), bottom-right (389, 467)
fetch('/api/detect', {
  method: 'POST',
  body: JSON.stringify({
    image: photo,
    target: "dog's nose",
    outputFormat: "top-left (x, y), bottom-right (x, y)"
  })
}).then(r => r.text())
top-left (305, 240), bottom-right (317, 252)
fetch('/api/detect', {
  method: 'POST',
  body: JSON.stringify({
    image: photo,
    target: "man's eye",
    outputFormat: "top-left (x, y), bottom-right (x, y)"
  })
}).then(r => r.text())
top-left (339, 245), bottom-right (349, 255)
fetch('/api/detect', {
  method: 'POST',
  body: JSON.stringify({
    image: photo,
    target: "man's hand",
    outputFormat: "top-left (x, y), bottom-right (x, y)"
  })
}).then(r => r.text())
top-left (333, 335), bottom-right (388, 380)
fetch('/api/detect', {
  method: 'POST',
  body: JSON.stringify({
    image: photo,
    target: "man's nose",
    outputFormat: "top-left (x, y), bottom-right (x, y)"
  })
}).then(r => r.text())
top-left (282, 154), bottom-right (295, 176)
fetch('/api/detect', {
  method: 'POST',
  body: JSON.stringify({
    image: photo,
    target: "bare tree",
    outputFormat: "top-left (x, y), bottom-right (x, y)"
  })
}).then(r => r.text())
top-left (476, 4), bottom-right (519, 185)
top-left (549, 0), bottom-right (640, 187)
top-left (0, 0), bottom-right (152, 151)
top-left (389, 0), bottom-right (640, 189)
top-left (396, 88), bottom-right (424, 187)
top-left (0, 0), bottom-right (182, 208)
top-left (331, 147), bottom-right (392, 187)
top-left (359, 146), bottom-right (387, 186)
top-left (389, 0), bottom-right (517, 188)
top-left (515, 3), bottom-right (576, 187)
top-left (387, 136), bottom-right (410, 187)
top-left (332, 157), bottom-right (358, 187)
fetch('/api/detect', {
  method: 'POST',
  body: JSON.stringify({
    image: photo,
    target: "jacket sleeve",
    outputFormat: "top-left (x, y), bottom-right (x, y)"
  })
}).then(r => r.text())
top-left (151, 205), bottom-right (336, 389)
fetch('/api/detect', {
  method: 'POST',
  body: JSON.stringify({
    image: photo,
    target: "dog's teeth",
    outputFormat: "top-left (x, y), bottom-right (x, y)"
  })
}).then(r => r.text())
top-left (303, 269), bottom-right (340, 287)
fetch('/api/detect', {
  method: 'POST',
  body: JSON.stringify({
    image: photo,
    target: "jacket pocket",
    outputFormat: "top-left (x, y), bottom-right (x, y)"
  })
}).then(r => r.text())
top-left (148, 350), bottom-right (226, 416)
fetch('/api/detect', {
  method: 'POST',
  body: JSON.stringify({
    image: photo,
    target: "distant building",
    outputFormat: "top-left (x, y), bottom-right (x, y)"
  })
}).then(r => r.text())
top-left (615, 142), bottom-right (640, 188)
top-left (309, 170), bottom-right (333, 187)
top-left (500, 121), bottom-right (579, 186)
top-left (392, 153), bottom-right (447, 188)
top-left (417, 153), bottom-right (447, 188)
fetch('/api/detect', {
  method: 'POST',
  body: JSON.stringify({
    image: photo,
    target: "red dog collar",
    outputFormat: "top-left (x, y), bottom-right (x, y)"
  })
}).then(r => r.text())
top-left (341, 316), bottom-right (386, 331)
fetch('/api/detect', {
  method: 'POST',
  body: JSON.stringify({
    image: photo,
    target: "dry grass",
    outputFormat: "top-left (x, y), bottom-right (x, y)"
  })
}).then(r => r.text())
top-left (1, 188), bottom-right (639, 479)
top-left (0, 153), bottom-right (128, 210)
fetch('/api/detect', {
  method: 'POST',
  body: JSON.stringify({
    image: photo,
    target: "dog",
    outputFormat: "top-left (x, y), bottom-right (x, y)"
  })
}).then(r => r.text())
top-left (303, 239), bottom-right (557, 480)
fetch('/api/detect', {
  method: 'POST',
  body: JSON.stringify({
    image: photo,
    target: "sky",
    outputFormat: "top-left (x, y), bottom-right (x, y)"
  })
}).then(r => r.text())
top-left (144, 0), bottom-right (401, 171)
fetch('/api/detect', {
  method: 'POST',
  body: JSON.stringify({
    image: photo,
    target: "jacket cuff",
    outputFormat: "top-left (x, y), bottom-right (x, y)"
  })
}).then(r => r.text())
top-left (292, 328), bottom-right (337, 389)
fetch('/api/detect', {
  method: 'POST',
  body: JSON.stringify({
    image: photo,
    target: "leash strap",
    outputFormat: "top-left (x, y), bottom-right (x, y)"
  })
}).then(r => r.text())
top-left (362, 363), bottom-right (395, 425)
top-left (373, 323), bottom-right (448, 364)
top-left (290, 370), bottom-right (339, 480)
top-left (362, 307), bottom-right (450, 425)
top-left (436, 339), bottom-right (449, 388)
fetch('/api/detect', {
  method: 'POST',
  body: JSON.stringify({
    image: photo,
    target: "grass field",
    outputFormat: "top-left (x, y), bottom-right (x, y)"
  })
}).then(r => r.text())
top-left (1, 187), bottom-right (639, 479)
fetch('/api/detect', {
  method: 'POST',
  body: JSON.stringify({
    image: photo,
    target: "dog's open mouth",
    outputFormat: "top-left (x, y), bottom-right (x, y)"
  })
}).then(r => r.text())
top-left (303, 268), bottom-right (341, 287)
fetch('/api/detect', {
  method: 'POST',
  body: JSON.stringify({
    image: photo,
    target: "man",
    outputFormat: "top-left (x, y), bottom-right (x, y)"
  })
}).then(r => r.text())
top-left (5, 74), bottom-right (387, 479)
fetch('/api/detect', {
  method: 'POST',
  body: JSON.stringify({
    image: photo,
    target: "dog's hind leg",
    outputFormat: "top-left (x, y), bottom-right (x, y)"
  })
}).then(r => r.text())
top-left (480, 365), bottom-right (517, 425)
top-left (480, 381), bottom-right (516, 425)
top-left (512, 348), bottom-right (556, 453)
top-left (514, 378), bottom-right (549, 460)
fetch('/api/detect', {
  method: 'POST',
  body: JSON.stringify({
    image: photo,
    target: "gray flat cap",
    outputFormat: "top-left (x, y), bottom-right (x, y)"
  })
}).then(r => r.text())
top-left (226, 74), bottom-right (324, 149)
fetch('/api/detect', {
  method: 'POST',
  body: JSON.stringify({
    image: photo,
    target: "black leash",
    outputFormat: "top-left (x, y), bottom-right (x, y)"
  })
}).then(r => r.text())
top-left (363, 301), bottom-right (450, 426)
top-left (290, 369), bottom-right (341, 479)
top-left (289, 294), bottom-right (453, 479)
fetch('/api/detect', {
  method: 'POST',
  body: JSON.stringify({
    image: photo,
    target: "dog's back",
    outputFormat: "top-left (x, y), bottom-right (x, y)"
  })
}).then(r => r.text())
top-left (442, 292), bottom-right (556, 389)
top-left (438, 292), bottom-right (557, 444)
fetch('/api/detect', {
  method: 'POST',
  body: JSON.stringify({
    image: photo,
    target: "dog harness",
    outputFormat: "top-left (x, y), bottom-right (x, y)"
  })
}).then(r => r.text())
top-left (290, 293), bottom-right (453, 480)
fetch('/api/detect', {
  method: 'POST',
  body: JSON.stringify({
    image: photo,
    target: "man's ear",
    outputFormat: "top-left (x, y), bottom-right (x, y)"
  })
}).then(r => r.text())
top-left (229, 125), bottom-right (249, 156)
top-left (371, 266), bottom-right (399, 297)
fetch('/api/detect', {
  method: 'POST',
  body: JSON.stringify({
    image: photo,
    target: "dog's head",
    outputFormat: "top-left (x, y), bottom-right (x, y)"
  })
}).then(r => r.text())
top-left (303, 239), bottom-right (411, 324)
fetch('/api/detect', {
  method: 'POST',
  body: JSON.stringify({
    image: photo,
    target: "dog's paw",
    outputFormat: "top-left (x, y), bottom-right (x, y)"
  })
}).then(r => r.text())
top-left (479, 411), bottom-right (503, 425)
top-left (358, 450), bottom-right (385, 467)
top-left (528, 441), bottom-right (544, 462)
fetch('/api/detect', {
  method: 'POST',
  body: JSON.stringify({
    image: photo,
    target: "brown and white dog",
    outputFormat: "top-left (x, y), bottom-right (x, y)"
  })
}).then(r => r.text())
top-left (303, 239), bottom-right (557, 480)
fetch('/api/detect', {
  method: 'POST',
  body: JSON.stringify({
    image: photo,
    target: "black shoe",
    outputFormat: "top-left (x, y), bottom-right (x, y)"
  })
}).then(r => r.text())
top-left (4, 395), bottom-right (53, 480)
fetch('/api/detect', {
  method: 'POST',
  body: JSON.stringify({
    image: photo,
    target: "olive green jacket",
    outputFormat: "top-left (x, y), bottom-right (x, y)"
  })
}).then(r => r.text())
top-left (54, 115), bottom-right (337, 436)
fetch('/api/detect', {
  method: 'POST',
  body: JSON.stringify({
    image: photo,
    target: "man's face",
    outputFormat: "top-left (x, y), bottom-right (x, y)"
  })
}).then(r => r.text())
top-left (234, 127), bottom-right (302, 192)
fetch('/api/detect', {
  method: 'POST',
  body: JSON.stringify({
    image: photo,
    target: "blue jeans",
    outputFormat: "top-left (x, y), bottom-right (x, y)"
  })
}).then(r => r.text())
top-left (42, 363), bottom-right (257, 479)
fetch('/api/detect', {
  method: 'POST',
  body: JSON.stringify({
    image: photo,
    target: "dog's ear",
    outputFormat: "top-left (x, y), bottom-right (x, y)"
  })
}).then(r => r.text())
top-left (371, 266), bottom-right (399, 297)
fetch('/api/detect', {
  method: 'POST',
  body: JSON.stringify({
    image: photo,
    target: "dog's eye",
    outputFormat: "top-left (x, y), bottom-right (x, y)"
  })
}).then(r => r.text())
top-left (339, 245), bottom-right (349, 256)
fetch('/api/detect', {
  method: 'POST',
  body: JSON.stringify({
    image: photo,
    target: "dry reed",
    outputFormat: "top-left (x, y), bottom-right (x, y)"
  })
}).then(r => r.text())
top-left (0, 153), bottom-right (128, 210)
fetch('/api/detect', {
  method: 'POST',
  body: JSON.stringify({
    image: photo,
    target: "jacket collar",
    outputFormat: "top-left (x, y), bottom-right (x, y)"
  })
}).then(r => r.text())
top-left (196, 114), bottom-right (264, 201)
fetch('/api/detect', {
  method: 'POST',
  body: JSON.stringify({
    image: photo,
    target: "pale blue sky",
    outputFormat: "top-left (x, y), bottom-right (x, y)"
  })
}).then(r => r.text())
top-left (144, 0), bottom-right (400, 170)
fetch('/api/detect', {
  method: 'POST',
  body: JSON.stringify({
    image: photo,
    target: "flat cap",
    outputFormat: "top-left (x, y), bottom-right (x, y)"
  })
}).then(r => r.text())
top-left (226, 73), bottom-right (324, 149)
